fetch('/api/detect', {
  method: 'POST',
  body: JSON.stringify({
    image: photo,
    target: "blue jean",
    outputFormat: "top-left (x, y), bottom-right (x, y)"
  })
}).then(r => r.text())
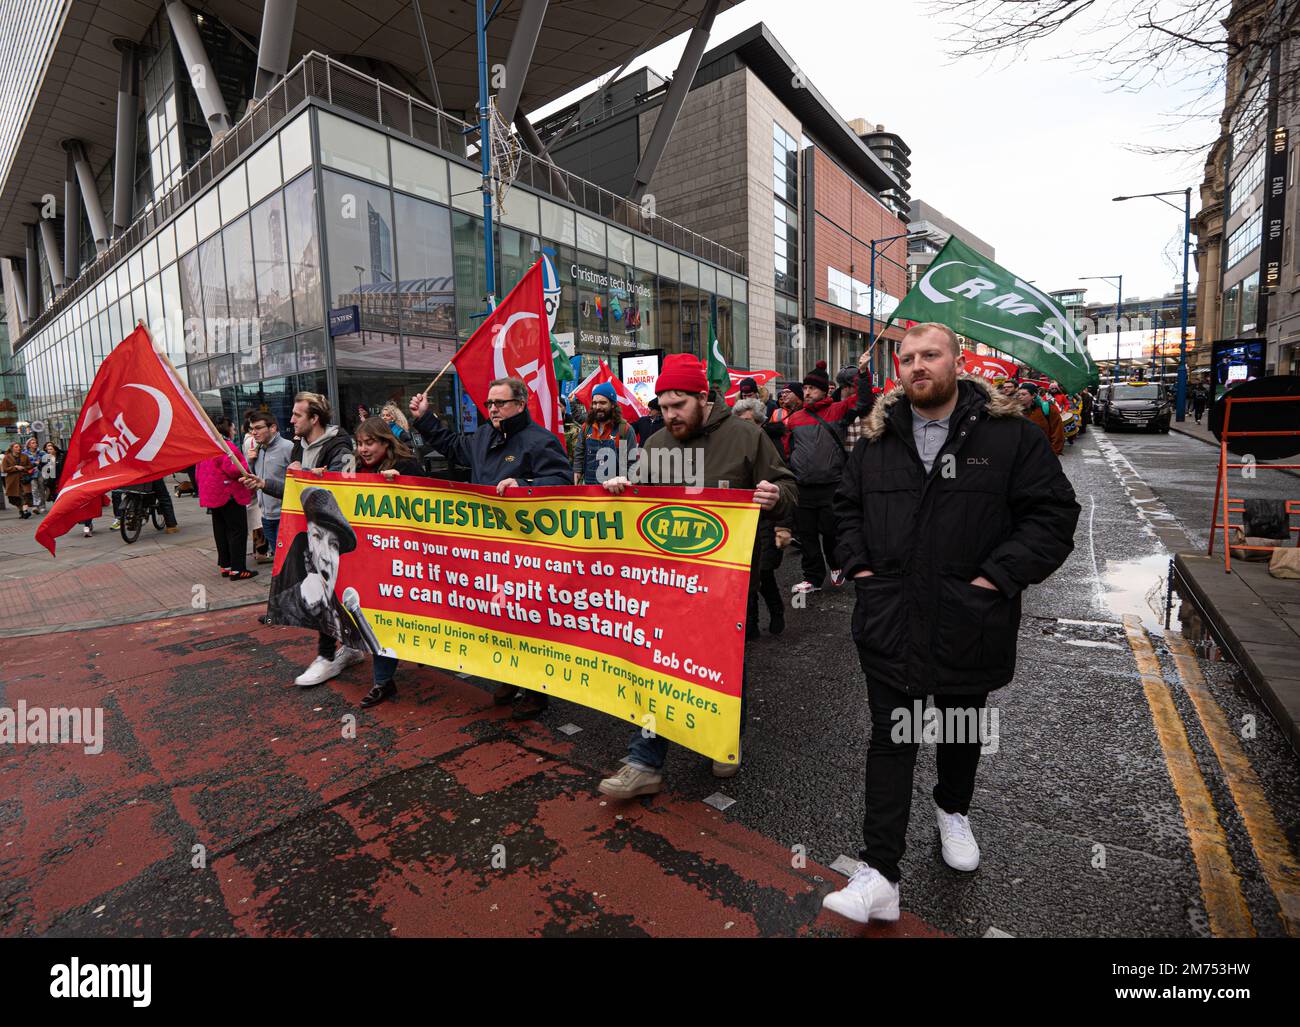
top-left (261, 516), bottom-right (280, 554)
top-left (374, 654), bottom-right (398, 687)
top-left (626, 665), bottom-right (748, 770)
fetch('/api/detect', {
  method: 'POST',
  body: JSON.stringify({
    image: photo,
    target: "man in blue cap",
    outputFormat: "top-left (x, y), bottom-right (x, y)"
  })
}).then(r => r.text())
top-left (572, 381), bottom-right (637, 485)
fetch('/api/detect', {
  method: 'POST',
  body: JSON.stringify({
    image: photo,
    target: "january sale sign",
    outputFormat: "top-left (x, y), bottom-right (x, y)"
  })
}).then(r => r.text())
top-left (266, 470), bottom-right (760, 764)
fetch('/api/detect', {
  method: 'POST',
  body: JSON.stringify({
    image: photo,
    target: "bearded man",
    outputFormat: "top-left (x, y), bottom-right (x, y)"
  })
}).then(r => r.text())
top-left (572, 382), bottom-right (637, 484)
top-left (821, 321), bottom-right (1079, 925)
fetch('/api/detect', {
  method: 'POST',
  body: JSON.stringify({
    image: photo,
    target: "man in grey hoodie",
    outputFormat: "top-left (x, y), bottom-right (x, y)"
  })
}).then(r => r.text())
top-left (245, 411), bottom-right (294, 559)
top-left (241, 392), bottom-right (362, 688)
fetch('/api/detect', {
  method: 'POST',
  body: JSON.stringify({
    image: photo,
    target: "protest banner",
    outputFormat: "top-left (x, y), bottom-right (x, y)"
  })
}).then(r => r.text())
top-left (266, 471), bottom-right (760, 764)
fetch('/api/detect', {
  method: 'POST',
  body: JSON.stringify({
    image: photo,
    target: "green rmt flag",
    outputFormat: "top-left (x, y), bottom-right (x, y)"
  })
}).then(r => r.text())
top-left (889, 235), bottom-right (1099, 394)
top-left (706, 314), bottom-right (729, 394)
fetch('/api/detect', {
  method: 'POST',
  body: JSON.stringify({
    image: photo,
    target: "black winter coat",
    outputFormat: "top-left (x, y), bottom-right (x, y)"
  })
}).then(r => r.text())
top-left (833, 377), bottom-right (1079, 695)
top-left (413, 407), bottom-right (571, 487)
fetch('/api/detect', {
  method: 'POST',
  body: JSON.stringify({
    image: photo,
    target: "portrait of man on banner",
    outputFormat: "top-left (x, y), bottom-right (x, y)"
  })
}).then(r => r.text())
top-left (267, 486), bottom-right (365, 650)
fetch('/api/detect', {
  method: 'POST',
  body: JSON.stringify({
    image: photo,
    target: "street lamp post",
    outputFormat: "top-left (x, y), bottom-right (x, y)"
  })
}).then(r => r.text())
top-left (1080, 274), bottom-right (1123, 380)
top-left (869, 230), bottom-right (923, 385)
top-left (1113, 188), bottom-right (1193, 421)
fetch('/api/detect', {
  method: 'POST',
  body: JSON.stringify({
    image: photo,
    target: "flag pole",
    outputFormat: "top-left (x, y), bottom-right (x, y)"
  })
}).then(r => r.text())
top-left (423, 358), bottom-right (455, 396)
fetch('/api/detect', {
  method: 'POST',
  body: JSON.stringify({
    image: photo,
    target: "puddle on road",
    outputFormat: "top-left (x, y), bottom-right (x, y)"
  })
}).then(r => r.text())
top-left (1097, 552), bottom-right (1177, 634)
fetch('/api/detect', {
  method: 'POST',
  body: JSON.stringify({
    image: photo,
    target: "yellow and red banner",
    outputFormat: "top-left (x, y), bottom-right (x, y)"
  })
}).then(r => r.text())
top-left (266, 471), bottom-right (760, 764)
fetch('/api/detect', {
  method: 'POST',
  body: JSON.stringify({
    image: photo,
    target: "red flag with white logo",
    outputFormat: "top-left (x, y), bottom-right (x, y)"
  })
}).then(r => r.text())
top-left (35, 324), bottom-right (227, 555)
top-left (570, 359), bottom-right (650, 419)
top-left (451, 259), bottom-right (562, 443)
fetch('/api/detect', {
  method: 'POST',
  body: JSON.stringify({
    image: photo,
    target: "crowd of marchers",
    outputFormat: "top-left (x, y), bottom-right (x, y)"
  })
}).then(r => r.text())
top-left (225, 321), bottom-right (1077, 926)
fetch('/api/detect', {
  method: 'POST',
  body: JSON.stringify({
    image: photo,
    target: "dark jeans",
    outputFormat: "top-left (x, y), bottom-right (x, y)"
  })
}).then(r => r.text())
top-left (151, 479), bottom-right (177, 527)
top-left (860, 675), bottom-right (988, 883)
top-left (318, 633), bottom-right (336, 660)
top-left (210, 499), bottom-right (248, 572)
top-left (795, 502), bottom-right (838, 586)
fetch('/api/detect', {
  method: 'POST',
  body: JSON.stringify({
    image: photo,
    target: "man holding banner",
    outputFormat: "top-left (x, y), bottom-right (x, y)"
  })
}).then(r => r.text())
top-left (409, 376), bottom-right (570, 718)
top-left (822, 322), bottom-right (1078, 925)
top-left (596, 354), bottom-right (797, 795)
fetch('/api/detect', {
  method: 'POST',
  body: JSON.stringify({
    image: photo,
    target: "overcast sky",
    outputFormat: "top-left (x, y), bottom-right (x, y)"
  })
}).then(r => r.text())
top-left (528, 0), bottom-right (1213, 305)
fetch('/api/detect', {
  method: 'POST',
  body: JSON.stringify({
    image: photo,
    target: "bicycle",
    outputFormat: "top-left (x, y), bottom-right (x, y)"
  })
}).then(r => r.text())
top-left (118, 484), bottom-right (167, 544)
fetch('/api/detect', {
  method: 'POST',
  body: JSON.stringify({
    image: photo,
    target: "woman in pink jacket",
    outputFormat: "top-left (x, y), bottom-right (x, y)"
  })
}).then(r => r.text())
top-left (198, 416), bottom-right (257, 580)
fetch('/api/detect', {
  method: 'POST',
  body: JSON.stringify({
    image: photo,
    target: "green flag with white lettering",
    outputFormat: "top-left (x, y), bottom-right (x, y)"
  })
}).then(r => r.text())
top-left (551, 332), bottom-right (574, 383)
top-left (706, 314), bottom-right (728, 394)
top-left (890, 235), bottom-right (1099, 393)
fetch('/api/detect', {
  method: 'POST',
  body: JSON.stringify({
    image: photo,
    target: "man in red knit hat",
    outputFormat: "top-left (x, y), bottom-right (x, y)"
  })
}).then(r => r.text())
top-left (782, 360), bottom-right (873, 595)
top-left (596, 353), bottom-right (797, 796)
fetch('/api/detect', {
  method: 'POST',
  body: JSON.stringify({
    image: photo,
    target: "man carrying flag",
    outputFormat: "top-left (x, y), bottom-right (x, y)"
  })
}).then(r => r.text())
top-left (36, 323), bottom-right (229, 555)
top-left (570, 359), bottom-right (649, 422)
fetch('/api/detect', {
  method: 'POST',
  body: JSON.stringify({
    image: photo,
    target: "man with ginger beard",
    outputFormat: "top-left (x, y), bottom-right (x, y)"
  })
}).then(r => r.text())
top-left (821, 321), bottom-right (1078, 925)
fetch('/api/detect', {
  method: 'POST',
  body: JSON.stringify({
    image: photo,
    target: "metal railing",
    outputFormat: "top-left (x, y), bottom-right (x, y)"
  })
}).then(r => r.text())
top-left (17, 51), bottom-right (745, 351)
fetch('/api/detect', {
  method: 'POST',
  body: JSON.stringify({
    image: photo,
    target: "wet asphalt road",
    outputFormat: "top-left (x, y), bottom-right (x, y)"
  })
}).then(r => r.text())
top-left (525, 424), bottom-right (1300, 938)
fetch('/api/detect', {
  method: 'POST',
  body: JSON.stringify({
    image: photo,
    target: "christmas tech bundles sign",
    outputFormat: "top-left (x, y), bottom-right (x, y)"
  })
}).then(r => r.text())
top-left (268, 471), bottom-right (759, 764)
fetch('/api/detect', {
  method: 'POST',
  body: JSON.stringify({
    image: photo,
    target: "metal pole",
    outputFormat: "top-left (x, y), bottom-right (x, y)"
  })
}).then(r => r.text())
top-left (1114, 274), bottom-right (1122, 380)
top-left (868, 241), bottom-right (877, 350)
top-left (476, 0), bottom-right (496, 305)
top-left (1176, 187), bottom-right (1191, 421)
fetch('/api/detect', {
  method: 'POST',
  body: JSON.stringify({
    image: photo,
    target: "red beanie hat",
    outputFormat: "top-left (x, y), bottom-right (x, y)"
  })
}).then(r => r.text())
top-left (655, 353), bottom-right (709, 395)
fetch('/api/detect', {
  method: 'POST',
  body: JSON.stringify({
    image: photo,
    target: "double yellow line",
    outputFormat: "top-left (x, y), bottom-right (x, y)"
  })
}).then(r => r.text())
top-left (1123, 615), bottom-right (1300, 937)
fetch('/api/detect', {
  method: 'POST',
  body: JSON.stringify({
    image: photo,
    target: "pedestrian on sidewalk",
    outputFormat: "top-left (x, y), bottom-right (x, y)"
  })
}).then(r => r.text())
top-left (350, 416), bottom-right (428, 708)
top-left (198, 417), bottom-right (257, 581)
top-left (408, 377), bottom-right (572, 719)
top-left (240, 411), bottom-right (294, 560)
top-left (149, 477), bottom-right (180, 532)
top-left (595, 354), bottom-right (797, 796)
top-left (1016, 381), bottom-right (1065, 456)
top-left (572, 382), bottom-right (637, 484)
top-left (1192, 384), bottom-right (1208, 424)
top-left (3, 442), bottom-right (34, 518)
top-left (1078, 387), bottom-right (1093, 434)
top-left (782, 361), bottom-right (871, 596)
top-left (255, 392), bottom-right (362, 688)
top-left (734, 396), bottom-right (790, 637)
top-left (24, 437), bottom-right (48, 513)
top-left (822, 322), bottom-right (1079, 926)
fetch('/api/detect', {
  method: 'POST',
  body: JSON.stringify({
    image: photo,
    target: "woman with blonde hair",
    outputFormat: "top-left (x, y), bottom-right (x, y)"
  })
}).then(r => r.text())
top-left (380, 402), bottom-right (411, 443)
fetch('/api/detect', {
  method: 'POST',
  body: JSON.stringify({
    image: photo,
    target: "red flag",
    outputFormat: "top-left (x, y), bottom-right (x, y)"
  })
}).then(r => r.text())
top-left (36, 324), bottom-right (227, 555)
top-left (451, 259), bottom-right (562, 443)
top-left (722, 368), bottom-right (780, 406)
top-left (570, 360), bottom-right (649, 419)
top-left (961, 348), bottom-right (1019, 382)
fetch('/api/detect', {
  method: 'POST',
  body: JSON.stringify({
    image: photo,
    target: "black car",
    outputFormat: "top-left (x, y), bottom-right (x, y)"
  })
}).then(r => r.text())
top-left (1095, 382), bottom-right (1172, 432)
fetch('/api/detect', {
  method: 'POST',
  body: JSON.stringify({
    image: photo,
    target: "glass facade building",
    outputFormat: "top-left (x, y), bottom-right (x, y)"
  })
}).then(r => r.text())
top-left (11, 91), bottom-right (747, 443)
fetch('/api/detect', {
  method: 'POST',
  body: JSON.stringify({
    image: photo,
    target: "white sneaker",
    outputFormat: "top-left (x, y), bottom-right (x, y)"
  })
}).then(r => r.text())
top-left (935, 803), bottom-right (981, 871)
top-left (830, 569), bottom-right (846, 587)
top-left (110, 519), bottom-right (121, 529)
top-left (791, 581), bottom-right (821, 595)
top-left (83, 526), bottom-right (92, 537)
top-left (294, 647), bottom-right (365, 688)
top-left (822, 862), bottom-right (899, 924)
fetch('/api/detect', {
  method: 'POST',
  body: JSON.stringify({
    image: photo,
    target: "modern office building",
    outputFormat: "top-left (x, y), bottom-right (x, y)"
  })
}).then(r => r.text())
top-left (0, 0), bottom-right (748, 438)
top-left (906, 198), bottom-right (995, 289)
top-left (1194, 0), bottom-right (1300, 375)
top-left (540, 22), bottom-right (912, 384)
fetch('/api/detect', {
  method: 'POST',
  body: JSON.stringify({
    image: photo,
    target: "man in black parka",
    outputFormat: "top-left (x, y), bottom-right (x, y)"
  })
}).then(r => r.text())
top-left (822, 321), bottom-right (1079, 926)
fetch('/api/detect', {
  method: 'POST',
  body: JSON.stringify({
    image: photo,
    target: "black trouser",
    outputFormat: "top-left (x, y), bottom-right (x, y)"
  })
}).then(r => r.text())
top-left (210, 499), bottom-right (248, 572)
top-left (794, 503), bottom-right (837, 586)
top-left (151, 479), bottom-right (177, 527)
top-left (860, 675), bottom-right (989, 883)
top-left (747, 570), bottom-right (783, 624)
top-left (319, 633), bottom-right (336, 659)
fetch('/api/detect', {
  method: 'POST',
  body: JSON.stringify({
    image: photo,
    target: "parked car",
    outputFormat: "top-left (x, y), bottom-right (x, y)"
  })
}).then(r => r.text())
top-left (1095, 381), bottom-right (1172, 432)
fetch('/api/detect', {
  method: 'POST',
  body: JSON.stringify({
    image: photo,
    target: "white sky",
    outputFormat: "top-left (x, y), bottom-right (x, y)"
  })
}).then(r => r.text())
top-left (528, 0), bottom-right (1213, 305)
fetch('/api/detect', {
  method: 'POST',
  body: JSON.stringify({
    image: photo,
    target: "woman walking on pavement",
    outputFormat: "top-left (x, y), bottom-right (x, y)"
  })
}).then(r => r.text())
top-left (352, 416), bottom-right (427, 708)
top-left (3, 442), bottom-right (34, 518)
top-left (198, 417), bottom-right (258, 580)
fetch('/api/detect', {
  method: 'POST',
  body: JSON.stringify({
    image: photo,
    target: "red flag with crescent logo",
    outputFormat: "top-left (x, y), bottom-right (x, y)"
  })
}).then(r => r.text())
top-left (451, 259), bottom-right (562, 444)
top-left (35, 324), bottom-right (228, 555)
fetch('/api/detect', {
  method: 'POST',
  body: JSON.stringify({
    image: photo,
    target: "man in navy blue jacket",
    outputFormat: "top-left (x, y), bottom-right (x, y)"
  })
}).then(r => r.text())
top-left (409, 376), bottom-right (572, 718)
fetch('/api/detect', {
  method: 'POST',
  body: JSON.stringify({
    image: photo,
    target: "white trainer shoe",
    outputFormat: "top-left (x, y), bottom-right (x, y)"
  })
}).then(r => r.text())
top-left (791, 581), bottom-right (821, 595)
top-left (935, 803), bottom-right (981, 871)
top-left (822, 862), bottom-right (900, 924)
top-left (294, 647), bottom-right (365, 688)
top-left (830, 569), bottom-right (846, 587)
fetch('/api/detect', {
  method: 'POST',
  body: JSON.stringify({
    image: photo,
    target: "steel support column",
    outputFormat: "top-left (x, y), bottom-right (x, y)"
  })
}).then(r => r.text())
top-left (63, 149), bottom-right (81, 283)
top-left (496, 0), bottom-right (547, 125)
top-left (112, 40), bottom-right (140, 236)
top-left (166, 1), bottom-right (233, 139)
top-left (38, 217), bottom-right (64, 292)
top-left (24, 224), bottom-right (40, 317)
top-left (253, 0), bottom-right (298, 99)
top-left (628, 0), bottom-right (720, 203)
top-left (64, 140), bottom-right (111, 254)
top-left (1, 257), bottom-right (27, 332)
